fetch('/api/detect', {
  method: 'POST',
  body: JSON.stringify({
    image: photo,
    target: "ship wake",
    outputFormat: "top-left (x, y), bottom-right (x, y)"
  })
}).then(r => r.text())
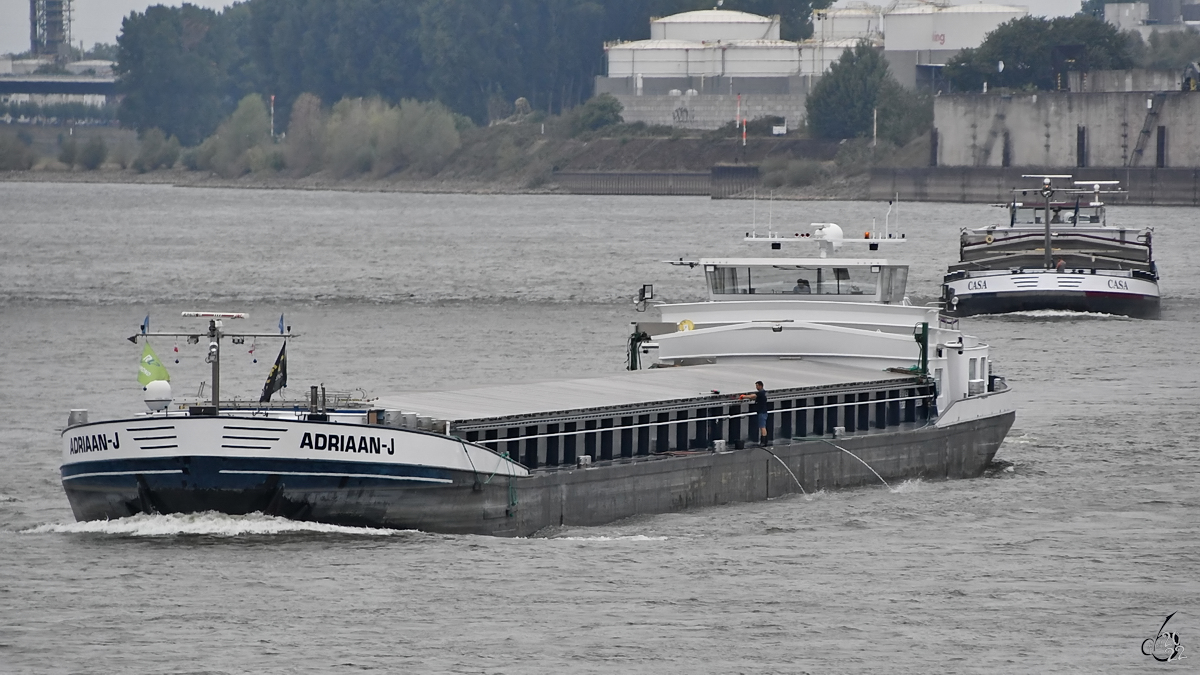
top-left (22, 511), bottom-right (405, 537)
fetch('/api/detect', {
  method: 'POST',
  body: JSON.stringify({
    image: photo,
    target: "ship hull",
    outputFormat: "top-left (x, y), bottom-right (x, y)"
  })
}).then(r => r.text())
top-left (62, 396), bottom-right (1015, 536)
top-left (944, 272), bottom-right (1160, 319)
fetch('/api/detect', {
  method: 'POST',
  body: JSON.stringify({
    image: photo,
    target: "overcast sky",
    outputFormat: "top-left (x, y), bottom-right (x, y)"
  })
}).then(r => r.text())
top-left (2, 0), bottom-right (1083, 57)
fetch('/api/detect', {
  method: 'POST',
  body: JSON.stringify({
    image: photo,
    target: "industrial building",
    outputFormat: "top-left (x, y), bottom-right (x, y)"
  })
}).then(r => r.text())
top-left (881, 3), bottom-right (1027, 89)
top-left (597, 3), bottom-right (1027, 130)
top-left (603, 10), bottom-right (816, 88)
top-left (28, 0), bottom-right (73, 58)
top-left (1105, 0), bottom-right (1200, 40)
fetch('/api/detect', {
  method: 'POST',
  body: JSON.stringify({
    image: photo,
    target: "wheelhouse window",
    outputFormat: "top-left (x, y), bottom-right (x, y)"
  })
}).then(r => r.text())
top-left (705, 265), bottom-right (882, 297)
top-left (879, 266), bottom-right (908, 304)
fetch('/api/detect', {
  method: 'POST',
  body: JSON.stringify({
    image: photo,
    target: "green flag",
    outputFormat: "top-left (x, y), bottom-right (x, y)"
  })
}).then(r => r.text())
top-left (137, 342), bottom-right (170, 385)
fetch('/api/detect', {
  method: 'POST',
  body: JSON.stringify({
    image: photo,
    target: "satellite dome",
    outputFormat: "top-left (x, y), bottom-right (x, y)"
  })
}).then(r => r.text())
top-left (813, 223), bottom-right (844, 243)
top-left (143, 380), bottom-right (172, 411)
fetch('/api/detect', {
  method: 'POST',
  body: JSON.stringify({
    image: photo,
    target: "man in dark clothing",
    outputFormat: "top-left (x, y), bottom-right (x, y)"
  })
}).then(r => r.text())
top-left (740, 380), bottom-right (770, 446)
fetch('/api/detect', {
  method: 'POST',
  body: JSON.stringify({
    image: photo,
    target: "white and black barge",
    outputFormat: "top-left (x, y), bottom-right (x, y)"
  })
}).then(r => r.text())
top-left (942, 177), bottom-right (1160, 319)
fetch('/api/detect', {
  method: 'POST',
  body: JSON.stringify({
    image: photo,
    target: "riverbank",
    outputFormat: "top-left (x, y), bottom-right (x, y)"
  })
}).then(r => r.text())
top-left (2, 121), bottom-right (881, 199)
top-left (0, 165), bottom-right (876, 200)
top-left (0, 118), bottom-right (932, 202)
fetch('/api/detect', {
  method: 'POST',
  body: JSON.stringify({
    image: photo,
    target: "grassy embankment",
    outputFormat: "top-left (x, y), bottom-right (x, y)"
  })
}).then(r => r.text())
top-left (0, 105), bottom-right (930, 199)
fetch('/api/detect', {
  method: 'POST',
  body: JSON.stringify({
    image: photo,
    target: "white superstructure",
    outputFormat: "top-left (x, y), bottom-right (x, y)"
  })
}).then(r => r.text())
top-left (633, 222), bottom-right (1007, 413)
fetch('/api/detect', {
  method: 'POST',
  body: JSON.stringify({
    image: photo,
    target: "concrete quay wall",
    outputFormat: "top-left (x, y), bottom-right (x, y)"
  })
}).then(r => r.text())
top-left (933, 92), bottom-right (1200, 169)
top-left (870, 166), bottom-right (1200, 205)
top-left (611, 92), bottom-right (809, 130)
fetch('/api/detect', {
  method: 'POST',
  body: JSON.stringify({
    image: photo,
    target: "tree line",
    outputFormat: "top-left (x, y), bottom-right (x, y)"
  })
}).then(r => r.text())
top-left (90, 2), bottom-right (1200, 155)
top-left (114, 0), bottom-right (832, 145)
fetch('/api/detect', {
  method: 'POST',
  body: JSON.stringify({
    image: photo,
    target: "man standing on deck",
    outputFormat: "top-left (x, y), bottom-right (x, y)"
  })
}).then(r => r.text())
top-left (740, 381), bottom-right (770, 446)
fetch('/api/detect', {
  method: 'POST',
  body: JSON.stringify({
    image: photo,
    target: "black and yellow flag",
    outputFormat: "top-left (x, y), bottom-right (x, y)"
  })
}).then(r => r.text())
top-left (260, 342), bottom-right (287, 402)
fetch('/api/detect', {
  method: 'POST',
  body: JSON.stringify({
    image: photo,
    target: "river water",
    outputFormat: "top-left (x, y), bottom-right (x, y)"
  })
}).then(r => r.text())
top-left (1, 183), bottom-right (1197, 673)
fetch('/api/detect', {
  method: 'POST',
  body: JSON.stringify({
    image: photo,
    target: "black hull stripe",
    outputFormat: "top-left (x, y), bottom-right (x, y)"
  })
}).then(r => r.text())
top-left (61, 456), bottom-right (456, 484)
top-left (217, 470), bottom-right (451, 483)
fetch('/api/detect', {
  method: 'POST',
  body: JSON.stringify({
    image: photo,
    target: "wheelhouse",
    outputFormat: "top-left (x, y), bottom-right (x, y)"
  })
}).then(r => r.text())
top-left (701, 258), bottom-right (910, 304)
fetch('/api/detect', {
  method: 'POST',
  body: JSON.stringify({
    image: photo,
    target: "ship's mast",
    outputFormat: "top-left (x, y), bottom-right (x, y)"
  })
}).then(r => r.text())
top-left (1020, 174), bottom-right (1071, 270)
top-left (1041, 177), bottom-right (1054, 270)
top-left (129, 312), bottom-right (292, 413)
top-left (206, 318), bottom-right (222, 409)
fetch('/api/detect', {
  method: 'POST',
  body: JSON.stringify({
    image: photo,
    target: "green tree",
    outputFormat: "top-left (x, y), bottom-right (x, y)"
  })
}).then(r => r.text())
top-left (805, 41), bottom-right (892, 141)
top-left (83, 42), bottom-right (120, 60)
top-left (58, 137), bottom-right (78, 166)
top-left (1079, 0), bottom-right (1106, 18)
top-left (1140, 28), bottom-right (1200, 70)
top-left (248, 0), bottom-right (428, 128)
top-left (283, 92), bottom-right (327, 176)
top-left (569, 93), bottom-right (623, 135)
top-left (78, 136), bottom-right (108, 170)
top-left (0, 135), bottom-right (37, 170)
top-left (132, 128), bottom-right (182, 172)
top-left (944, 15), bottom-right (1136, 92)
top-left (115, 5), bottom-right (235, 145)
top-left (196, 94), bottom-right (273, 177)
top-left (418, 1), bottom-right (530, 122)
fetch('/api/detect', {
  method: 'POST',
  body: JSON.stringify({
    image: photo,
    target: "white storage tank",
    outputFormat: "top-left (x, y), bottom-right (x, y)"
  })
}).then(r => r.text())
top-left (607, 39), bottom-right (801, 77)
top-left (606, 41), bottom-right (697, 77)
top-left (722, 42), bottom-right (802, 77)
top-left (815, 4), bottom-right (884, 41)
top-left (884, 4), bottom-right (1027, 53)
top-left (650, 9), bottom-right (780, 41)
top-left (798, 38), bottom-right (869, 76)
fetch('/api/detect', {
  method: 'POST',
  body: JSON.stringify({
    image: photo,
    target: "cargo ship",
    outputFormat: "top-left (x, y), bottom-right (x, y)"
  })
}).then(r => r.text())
top-left (942, 176), bottom-right (1160, 318)
top-left (61, 224), bottom-right (1015, 536)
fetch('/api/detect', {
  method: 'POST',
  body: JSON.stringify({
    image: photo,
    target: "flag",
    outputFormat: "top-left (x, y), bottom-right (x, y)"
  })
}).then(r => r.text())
top-left (260, 342), bottom-right (287, 402)
top-left (137, 342), bottom-right (170, 385)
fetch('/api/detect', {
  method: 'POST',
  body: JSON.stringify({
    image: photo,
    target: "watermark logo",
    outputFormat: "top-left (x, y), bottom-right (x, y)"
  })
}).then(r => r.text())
top-left (1142, 612), bottom-right (1186, 663)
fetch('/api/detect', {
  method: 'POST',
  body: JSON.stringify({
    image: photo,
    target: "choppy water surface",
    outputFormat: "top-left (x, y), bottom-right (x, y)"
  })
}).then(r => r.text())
top-left (1, 183), bottom-right (1198, 673)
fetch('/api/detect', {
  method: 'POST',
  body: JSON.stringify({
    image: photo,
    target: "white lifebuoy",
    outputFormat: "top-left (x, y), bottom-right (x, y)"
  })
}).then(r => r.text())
top-left (678, 319), bottom-right (695, 331)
